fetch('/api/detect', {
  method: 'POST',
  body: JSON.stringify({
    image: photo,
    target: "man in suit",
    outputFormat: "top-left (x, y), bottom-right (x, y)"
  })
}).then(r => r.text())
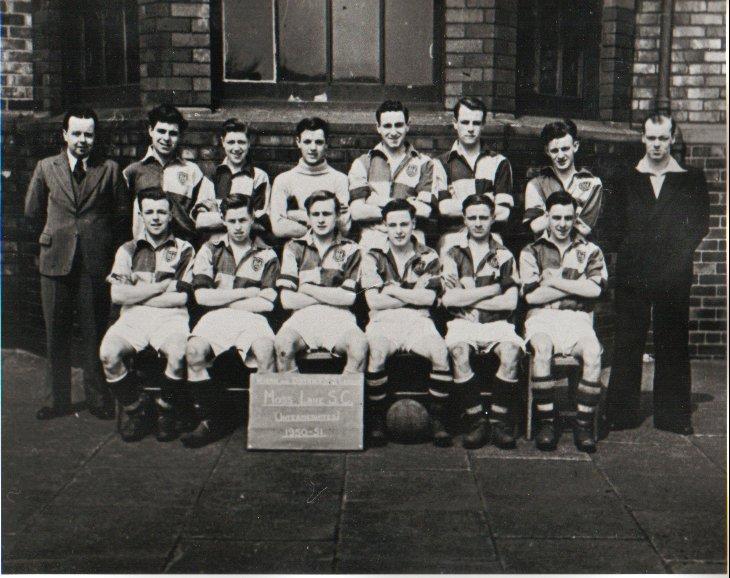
top-left (25, 108), bottom-right (131, 420)
top-left (606, 112), bottom-right (710, 434)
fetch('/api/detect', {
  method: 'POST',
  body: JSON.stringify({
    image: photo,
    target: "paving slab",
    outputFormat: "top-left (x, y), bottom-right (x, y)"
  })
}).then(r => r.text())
top-left (346, 441), bottom-right (470, 472)
top-left (633, 509), bottom-right (727, 561)
top-left (2, 554), bottom-right (168, 574)
top-left (690, 435), bottom-right (727, 472)
top-left (166, 539), bottom-right (335, 573)
top-left (497, 538), bottom-right (667, 573)
top-left (336, 557), bottom-right (504, 573)
top-left (591, 437), bottom-right (720, 474)
top-left (667, 560), bottom-right (728, 574)
top-left (343, 469), bottom-right (482, 511)
top-left (186, 487), bottom-right (341, 541)
top-left (1, 487), bottom-right (57, 536)
top-left (470, 435), bottom-right (591, 460)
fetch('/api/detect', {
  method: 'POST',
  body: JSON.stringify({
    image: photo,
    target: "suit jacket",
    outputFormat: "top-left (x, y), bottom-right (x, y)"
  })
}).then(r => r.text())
top-left (610, 164), bottom-right (709, 296)
top-left (24, 151), bottom-right (131, 278)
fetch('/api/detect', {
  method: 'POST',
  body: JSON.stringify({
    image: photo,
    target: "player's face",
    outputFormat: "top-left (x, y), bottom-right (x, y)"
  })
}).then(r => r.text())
top-left (642, 118), bottom-right (675, 163)
top-left (140, 198), bottom-right (172, 239)
top-left (222, 131), bottom-right (250, 167)
top-left (385, 209), bottom-right (415, 248)
top-left (223, 206), bottom-right (253, 243)
top-left (546, 134), bottom-right (579, 173)
top-left (453, 106), bottom-right (484, 147)
top-left (308, 199), bottom-right (337, 237)
top-left (377, 111), bottom-right (409, 151)
top-left (296, 129), bottom-right (327, 166)
top-left (148, 122), bottom-right (181, 159)
top-left (547, 203), bottom-right (575, 242)
top-left (463, 203), bottom-right (493, 240)
top-left (63, 116), bottom-right (95, 159)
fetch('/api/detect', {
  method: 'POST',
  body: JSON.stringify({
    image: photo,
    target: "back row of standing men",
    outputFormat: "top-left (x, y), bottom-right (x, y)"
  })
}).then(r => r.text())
top-left (25, 99), bottom-right (709, 452)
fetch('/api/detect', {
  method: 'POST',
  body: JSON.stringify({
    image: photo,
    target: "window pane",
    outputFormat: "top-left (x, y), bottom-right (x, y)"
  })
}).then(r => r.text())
top-left (83, 12), bottom-right (104, 86)
top-left (104, 8), bottom-right (125, 85)
top-left (224, 0), bottom-right (275, 81)
top-left (332, 0), bottom-right (380, 82)
top-left (277, 0), bottom-right (327, 81)
top-left (384, 0), bottom-right (433, 86)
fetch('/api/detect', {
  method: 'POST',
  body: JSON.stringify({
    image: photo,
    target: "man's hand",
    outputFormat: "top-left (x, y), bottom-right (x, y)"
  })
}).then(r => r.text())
top-left (381, 283), bottom-right (399, 297)
top-left (441, 273), bottom-right (460, 290)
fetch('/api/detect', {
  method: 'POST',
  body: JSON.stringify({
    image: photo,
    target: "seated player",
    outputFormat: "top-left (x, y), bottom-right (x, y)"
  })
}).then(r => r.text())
top-left (433, 97), bottom-right (514, 257)
top-left (361, 199), bottom-right (453, 447)
top-left (269, 117), bottom-right (350, 240)
top-left (523, 119), bottom-right (603, 238)
top-left (275, 190), bottom-right (368, 374)
top-left (99, 187), bottom-right (195, 443)
top-left (207, 118), bottom-right (273, 243)
top-left (184, 194), bottom-right (280, 448)
top-left (349, 100), bottom-right (435, 250)
top-left (520, 191), bottom-right (607, 453)
top-left (441, 194), bottom-right (524, 449)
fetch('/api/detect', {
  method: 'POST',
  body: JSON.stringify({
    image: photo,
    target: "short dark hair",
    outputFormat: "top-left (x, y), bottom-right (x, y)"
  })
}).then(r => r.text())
top-left (453, 97), bottom-right (487, 121)
top-left (382, 198), bottom-right (416, 220)
top-left (304, 190), bottom-right (340, 215)
top-left (148, 104), bottom-right (188, 132)
top-left (63, 107), bottom-right (98, 131)
top-left (137, 187), bottom-right (170, 207)
top-left (376, 100), bottom-right (409, 124)
top-left (643, 112), bottom-right (676, 136)
top-left (295, 117), bottom-right (330, 139)
top-left (540, 119), bottom-right (578, 147)
top-left (462, 193), bottom-right (495, 214)
top-left (219, 118), bottom-right (251, 140)
top-left (220, 194), bottom-right (251, 217)
top-left (545, 191), bottom-right (577, 212)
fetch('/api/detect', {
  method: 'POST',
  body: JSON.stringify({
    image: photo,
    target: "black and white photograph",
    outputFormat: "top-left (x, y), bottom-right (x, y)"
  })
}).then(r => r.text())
top-left (0, 0), bottom-right (727, 574)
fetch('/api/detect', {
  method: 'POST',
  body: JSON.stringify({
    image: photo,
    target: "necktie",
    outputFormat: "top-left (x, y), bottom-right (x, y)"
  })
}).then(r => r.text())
top-left (73, 161), bottom-right (86, 184)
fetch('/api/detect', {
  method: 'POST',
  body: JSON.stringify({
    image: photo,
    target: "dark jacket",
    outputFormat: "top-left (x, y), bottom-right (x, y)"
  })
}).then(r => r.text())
top-left (24, 151), bottom-right (131, 278)
top-left (610, 164), bottom-right (709, 295)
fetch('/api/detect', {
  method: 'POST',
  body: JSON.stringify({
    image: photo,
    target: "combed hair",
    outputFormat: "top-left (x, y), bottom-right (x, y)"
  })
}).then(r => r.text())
top-left (376, 100), bottom-right (409, 124)
top-left (540, 119), bottom-right (578, 147)
top-left (295, 117), bottom-right (330, 139)
top-left (382, 198), bottom-right (416, 220)
top-left (137, 187), bottom-right (169, 206)
top-left (453, 97), bottom-right (487, 121)
top-left (219, 118), bottom-right (251, 139)
top-left (462, 193), bottom-right (495, 214)
top-left (220, 194), bottom-right (251, 216)
top-left (304, 190), bottom-right (341, 215)
top-left (643, 112), bottom-right (676, 136)
top-left (148, 104), bottom-right (188, 132)
top-left (63, 107), bottom-right (98, 130)
top-left (545, 191), bottom-right (577, 211)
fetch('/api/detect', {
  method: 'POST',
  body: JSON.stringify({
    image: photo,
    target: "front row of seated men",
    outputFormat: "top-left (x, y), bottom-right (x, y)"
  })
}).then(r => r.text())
top-left (99, 186), bottom-right (607, 453)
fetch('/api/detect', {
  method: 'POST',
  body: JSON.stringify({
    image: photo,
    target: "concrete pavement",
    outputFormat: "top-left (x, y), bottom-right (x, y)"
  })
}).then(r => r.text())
top-left (1, 349), bottom-right (726, 573)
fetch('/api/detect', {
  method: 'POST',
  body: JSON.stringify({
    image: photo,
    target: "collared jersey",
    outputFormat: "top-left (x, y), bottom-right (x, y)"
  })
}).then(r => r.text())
top-left (523, 166), bottom-right (603, 236)
top-left (107, 234), bottom-right (195, 313)
top-left (212, 161), bottom-right (271, 219)
top-left (433, 142), bottom-right (514, 233)
top-left (277, 232), bottom-right (360, 298)
top-left (192, 236), bottom-right (280, 298)
top-left (519, 232), bottom-right (608, 314)
top-left (348, 142), bottom-right (435, 235)
top-left (124, 147), bottom-right (216, 241)
top-left (442, 235), bottom-right (519, 324)
top-left (635, 155), bottom-right (687, 198)
top-left (361, 239), bottom-right (441, 319)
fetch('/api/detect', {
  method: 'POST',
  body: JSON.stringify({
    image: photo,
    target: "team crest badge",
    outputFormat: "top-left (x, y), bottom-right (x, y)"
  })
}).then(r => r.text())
top-left (488, 255), bottom-right (499, 269)
top-left (333, 248), bottom-right (346, 263)
top-left (412, 259), bottom-right (425, 275)
top-left (576, 249), bottom-right (586, 263)
top-left (578, 180), bottom-right (591, 192)
top-left (252, 256), bottom-right (264, 272)
top-left (406, 164), bottom-right (418, 178)
top-left (178, 171), bottom-right (189, 185)
top-left (164, 247), bottom-right (178, 262)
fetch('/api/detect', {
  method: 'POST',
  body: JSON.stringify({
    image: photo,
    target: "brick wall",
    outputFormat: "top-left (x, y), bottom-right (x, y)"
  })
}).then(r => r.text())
top-left (1, 0), bottom-right (34, 113)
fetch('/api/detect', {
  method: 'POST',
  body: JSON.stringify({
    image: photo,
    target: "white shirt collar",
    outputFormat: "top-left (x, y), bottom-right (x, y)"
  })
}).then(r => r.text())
top-left (636, 155), bottom-right (686, 176)
top-left (66, 149), bottom-right (88, 171)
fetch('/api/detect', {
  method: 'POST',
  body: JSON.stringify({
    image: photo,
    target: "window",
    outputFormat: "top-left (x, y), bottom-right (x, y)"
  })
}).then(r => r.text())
top-left (215, 0), bottom-right (443, 102)
top-left (62, 0), bottom-right (140, 106)
top-left (516, 0), bottom-right (601, 118)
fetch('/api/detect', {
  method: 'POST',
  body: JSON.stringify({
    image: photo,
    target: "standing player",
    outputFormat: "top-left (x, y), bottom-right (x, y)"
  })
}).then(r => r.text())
top-left (123, 104), bottom-right (218, 243)
top-left (184, 195), bottom-right (280, 448)
top-left (275, 191), bottom-right (368, 374)
top-left (441, 194), bottom-right (524, 449)
top-left (519, 191), bottom-right (607, 453)
top-left (361, 199), bottom-right (453, 447)
top-left (99, 188), bottom-right (195, 442)
top-left (349, 100), bottom-right (435, 250)
top-left (433, 97), bottom-right (514, 257)
top-left (269, 117), bottom-right (350, 239)
top-left (523, 119), bottom-right (603, 238)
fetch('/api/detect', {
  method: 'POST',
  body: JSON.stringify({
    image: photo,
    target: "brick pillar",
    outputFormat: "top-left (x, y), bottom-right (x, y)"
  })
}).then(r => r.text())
top-left (2, 0), bottom-right (35, 113)
top-left (32, 0), bottom-right (64, 113)
top-left (630, 0), bottom-right (662, 123)
top-left (138, 0), bottom-right (212, 108)
top-left (599, 0), bottom-right (637, 122)
top-left (443, 0), bottom-right (517, 114)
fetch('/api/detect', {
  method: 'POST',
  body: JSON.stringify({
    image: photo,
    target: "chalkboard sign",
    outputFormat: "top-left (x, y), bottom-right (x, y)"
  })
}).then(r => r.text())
top-left (247, 373), bottom-right (364, 451)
